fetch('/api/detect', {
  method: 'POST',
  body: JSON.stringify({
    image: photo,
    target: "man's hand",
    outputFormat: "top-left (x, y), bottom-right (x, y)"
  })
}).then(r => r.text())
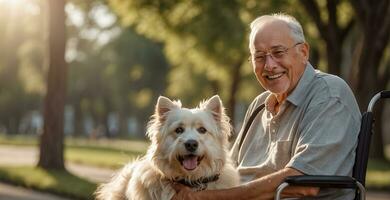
top-left (171, 183), bottom-right (199, 200)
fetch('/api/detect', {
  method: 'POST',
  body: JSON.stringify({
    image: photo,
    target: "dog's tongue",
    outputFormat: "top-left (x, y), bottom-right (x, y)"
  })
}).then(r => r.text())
top-left (183, 156), bottom-right (198, 170)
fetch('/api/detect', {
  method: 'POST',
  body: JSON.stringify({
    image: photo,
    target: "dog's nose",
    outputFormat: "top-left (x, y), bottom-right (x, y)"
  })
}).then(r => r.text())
top-left (184, 140), bottom-right (198, 152)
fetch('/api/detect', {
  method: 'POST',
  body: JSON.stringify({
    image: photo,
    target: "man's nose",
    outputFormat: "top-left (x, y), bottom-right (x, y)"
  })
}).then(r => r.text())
top-left (264, 55), bottom-right (277, 71)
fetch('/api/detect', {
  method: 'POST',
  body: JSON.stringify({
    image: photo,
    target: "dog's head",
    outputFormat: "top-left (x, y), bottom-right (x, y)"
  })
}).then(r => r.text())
top-left (146, 95), bottom-right (232, 180)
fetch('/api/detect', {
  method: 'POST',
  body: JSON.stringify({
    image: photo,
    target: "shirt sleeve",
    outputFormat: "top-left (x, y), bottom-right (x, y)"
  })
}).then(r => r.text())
top-left (286, 97), bottom-right (361, 176)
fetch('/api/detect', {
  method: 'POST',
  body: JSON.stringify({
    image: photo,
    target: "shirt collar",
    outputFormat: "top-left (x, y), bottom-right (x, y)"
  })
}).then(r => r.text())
top-left (287, 63), bottom-right (316, 106)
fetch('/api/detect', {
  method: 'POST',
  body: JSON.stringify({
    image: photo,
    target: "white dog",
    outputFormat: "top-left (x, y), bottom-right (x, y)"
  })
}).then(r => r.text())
top-left (95, 95), bottom-right (240, 200)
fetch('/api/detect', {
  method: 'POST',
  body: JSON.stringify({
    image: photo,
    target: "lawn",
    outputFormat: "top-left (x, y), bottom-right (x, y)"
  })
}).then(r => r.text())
top-left (0, 134), bottom-right (149, 168)
top-left (366, 159), bottom-right (390, 190)
top-left (0, 134), bottom-right (150, 199)
top-left (0, 166), bottom-right (96, 200)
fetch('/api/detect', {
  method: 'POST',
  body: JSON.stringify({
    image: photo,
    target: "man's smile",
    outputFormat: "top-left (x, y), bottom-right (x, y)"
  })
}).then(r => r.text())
top-left (264, 72), bottom-right (286, 80)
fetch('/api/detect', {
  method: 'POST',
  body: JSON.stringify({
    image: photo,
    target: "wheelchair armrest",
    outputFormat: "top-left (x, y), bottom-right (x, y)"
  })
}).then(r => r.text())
top-left (283, 175), bottom-right (358, 188)
top-left (275, 175), bottom-right (366, 200)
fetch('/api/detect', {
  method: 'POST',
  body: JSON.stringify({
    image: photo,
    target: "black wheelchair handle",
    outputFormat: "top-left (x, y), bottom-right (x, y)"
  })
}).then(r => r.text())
top-left (381, 90), bottom-right (390, 98)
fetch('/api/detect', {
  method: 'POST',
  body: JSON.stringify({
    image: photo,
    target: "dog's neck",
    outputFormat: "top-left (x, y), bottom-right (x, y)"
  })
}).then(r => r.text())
top-left (173, 174), bottom-right (220, 191)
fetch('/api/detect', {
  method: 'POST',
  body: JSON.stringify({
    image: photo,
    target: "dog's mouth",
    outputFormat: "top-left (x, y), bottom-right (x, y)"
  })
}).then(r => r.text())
top-left (177, 154), bottom-right (204, 171)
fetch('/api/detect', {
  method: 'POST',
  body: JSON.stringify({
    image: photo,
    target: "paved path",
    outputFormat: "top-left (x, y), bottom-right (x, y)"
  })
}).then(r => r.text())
top-left (0, 145), bottom-right (389, 200)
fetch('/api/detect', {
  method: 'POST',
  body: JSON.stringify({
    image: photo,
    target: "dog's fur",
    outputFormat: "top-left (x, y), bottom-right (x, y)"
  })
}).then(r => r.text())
top-left (95, 95), bottom-right (239, 200)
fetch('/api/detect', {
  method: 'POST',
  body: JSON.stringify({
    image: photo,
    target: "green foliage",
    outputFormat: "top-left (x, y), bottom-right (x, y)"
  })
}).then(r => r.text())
top-left (107, 0), bottom-right (323, 109)
top-left (65, 1), bottom-right (170, 136)
top-left (108, 0), bottom-right (251, 106)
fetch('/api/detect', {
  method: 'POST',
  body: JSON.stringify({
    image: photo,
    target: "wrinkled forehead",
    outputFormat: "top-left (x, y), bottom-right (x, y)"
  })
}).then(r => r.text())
top-left (251, 20), bottom-right (294, 52)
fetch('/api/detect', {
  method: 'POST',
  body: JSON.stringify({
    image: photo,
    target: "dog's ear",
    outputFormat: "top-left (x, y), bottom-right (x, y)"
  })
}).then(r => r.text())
top-left (156, 96), bottom-right (180, 121)
top-left (204, 95), bottom-right (223, 121)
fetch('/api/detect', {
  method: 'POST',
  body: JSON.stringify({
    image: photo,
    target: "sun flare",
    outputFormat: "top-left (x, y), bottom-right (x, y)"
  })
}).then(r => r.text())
top-left (0, 0), bottom-right (25, 7)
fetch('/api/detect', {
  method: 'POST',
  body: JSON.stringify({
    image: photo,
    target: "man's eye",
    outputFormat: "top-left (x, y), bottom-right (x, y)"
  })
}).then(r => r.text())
top-left (272, 50), bottom-right (285, 58)
top-left (255, 55), bottom-right (266, 61)
top-left (197, 127), bottom-right (207, 134)
top-left (175, 127), bottom-right (184, 134)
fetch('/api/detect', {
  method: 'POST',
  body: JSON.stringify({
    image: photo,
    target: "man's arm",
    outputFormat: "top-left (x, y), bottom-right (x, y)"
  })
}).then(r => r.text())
top-left (172, 167), bottom-right (319, 200)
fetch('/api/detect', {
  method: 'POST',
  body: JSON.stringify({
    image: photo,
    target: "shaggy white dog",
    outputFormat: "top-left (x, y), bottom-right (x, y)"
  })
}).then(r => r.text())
top-left (95, 95), bottom-right (239, 200)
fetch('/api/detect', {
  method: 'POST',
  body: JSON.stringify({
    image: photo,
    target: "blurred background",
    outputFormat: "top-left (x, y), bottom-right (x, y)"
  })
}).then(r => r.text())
top-left (0, 0), bottom-right (389, 199)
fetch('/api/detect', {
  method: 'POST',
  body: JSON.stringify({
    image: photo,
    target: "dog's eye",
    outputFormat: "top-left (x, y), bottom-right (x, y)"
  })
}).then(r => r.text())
top-left (197, 127), bottom-right (207, 134)
top-left (175, 127), bottom-right (184, 134)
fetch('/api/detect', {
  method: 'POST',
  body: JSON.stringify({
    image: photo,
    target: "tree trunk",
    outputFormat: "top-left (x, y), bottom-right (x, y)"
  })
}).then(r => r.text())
top-left (300, 0), bottom-right (346, 76)
top-left (227, 62), bottom-right (242, 125)
top-left (38, 0), bottom-right (67, 170)
top-left (326, 42), bottom-right (342, 76)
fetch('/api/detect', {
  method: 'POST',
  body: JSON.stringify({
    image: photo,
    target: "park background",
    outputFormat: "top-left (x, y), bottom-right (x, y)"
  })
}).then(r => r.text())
top-left (0, 0), bottom-right (389, 199)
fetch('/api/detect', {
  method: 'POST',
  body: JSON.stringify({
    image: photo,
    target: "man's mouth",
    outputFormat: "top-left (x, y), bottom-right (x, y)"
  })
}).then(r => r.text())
top-left (177, 154), bottom-right (204, 171)
top-left (264, 72), bottom-right (285, 80)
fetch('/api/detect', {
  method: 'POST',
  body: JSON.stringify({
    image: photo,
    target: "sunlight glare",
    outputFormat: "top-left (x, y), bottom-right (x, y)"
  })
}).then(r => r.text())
top-left (0, 0), bottom-right (25, 7)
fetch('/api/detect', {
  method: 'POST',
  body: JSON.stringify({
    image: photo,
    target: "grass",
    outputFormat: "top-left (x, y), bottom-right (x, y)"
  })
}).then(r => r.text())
top-left (66, 146), bottom-right (141, 168)
top-left (0, 166), bottom-right (96, 200)
top-left (366, 159), bottom-right (390, 190)
top-left (0, 134), bottom-right (149, 168)
top-left (0, 134), bottom-right (149, 198)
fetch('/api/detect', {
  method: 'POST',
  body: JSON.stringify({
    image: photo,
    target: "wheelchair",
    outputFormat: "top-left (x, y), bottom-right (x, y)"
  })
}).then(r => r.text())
top-left (274, 90), bottom-right (390, 200)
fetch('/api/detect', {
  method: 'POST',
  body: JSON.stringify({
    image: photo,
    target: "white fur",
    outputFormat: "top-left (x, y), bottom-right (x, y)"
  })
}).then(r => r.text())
top-left (95, 95), bottom-right (240, 200)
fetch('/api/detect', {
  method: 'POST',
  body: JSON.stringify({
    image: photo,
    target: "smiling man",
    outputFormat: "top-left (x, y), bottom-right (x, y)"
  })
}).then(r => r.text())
top-left (172, 13), bottom-right (361, 200)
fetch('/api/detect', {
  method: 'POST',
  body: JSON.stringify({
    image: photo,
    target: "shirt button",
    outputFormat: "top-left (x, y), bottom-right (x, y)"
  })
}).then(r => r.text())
top-left (272, 129), bottom-right (276, 133)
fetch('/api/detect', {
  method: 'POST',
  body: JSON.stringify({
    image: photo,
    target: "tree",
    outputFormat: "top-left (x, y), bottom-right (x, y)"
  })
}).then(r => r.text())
top-left (301, 0), bottom-right (390, 159)
top-left (108, 0), bottom-right (268, 123)
top-left (65, 1), bottom-right (170, 137)
top-left (38, 0), bottom-right (67, 169)
top-left (300, 0), bottom-right (355, 75)
top-left (300, 0), bottom-right (390, 159)
top-left (351, 0), bottom-right (390, 159)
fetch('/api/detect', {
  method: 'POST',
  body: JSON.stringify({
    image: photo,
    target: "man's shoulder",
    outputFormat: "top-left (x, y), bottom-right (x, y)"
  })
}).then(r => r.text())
top-left (245, 91), bottom-right (269, 114)
top-left (310, 70), bottom-right (360, 119)
top-left (312, 70), bottom-right (354, 100)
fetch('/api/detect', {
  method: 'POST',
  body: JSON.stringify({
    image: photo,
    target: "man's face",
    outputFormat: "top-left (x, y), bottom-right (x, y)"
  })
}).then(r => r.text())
top-left (250, 20), bottom-right (309, 96)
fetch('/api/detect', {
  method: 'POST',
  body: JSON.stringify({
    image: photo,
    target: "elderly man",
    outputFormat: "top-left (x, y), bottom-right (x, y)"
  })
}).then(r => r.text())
top-left (173, 13), bottom-right (361, 200)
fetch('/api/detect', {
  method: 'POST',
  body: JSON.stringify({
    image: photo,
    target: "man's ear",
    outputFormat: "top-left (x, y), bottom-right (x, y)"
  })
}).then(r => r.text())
top-left (203, 95), bottom-right (223, 121)
top-left (155, 96), bottom-right (180, 121)
top-left (300, 42), bottom-right (310, 62)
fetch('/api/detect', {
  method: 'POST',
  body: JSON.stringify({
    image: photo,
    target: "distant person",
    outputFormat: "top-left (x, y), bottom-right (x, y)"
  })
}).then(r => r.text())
top-left (172, 13), bottom-right (361, 200)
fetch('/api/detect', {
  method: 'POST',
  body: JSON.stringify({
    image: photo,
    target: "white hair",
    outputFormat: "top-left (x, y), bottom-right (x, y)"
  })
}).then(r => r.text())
top-left (249, 13), bottom-right (306, 52)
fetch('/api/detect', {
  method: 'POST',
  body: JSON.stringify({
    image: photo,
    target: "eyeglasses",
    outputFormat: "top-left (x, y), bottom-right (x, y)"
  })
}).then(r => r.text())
top-left (248, 42), bottom-right (303, 64)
